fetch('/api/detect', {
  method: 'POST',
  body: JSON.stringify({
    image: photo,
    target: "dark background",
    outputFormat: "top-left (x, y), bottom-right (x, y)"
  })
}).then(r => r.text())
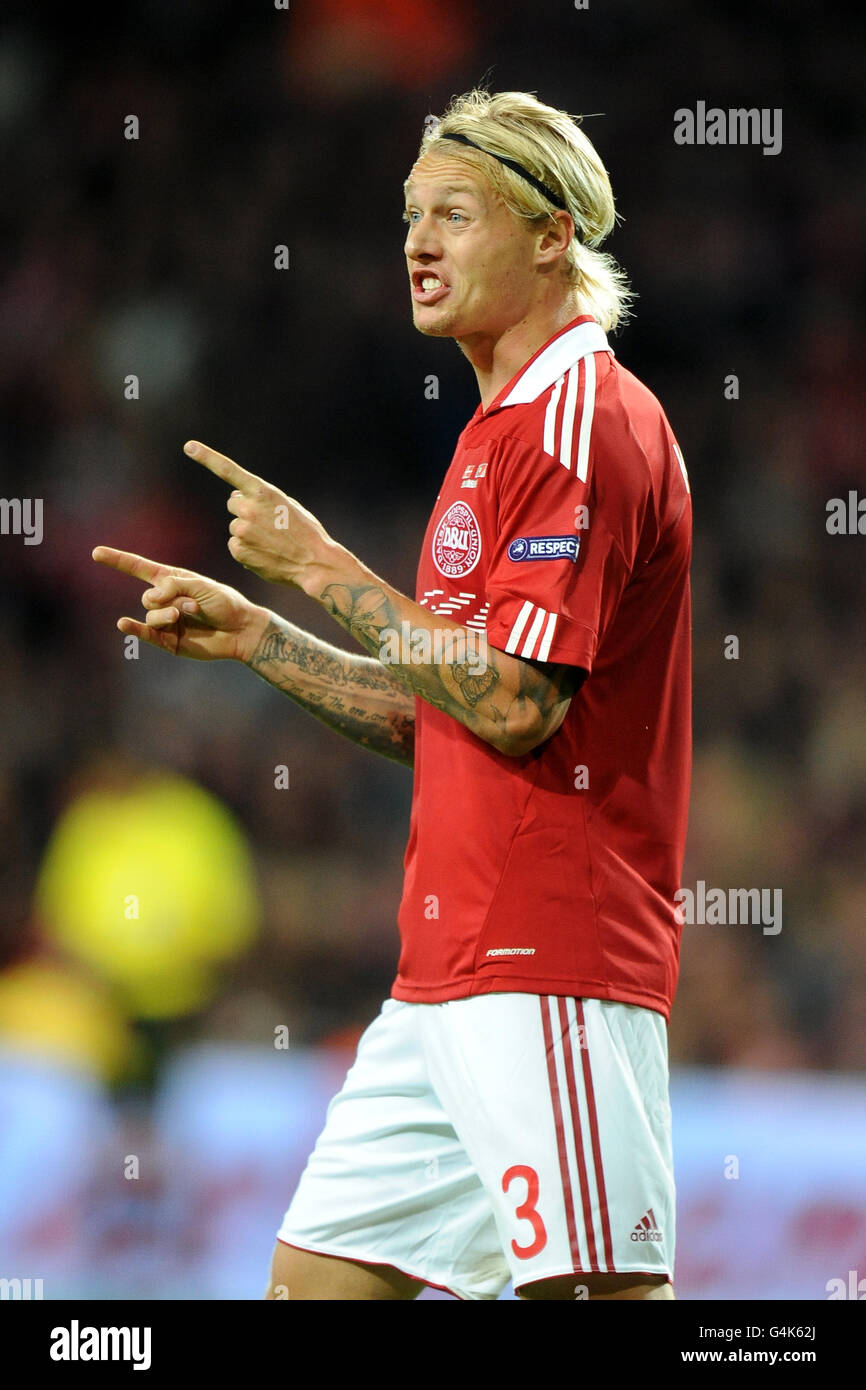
top-left (0, 0), bottom-right (863, 1299)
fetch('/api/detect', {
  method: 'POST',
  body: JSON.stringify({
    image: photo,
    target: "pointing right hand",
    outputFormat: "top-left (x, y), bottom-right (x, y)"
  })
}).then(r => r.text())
top-left (91, 547), bottom-right (270, 664)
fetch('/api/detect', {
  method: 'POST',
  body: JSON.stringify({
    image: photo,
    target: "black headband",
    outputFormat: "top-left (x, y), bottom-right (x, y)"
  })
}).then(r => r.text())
top-left (439, 131), bottom-right (572, 224)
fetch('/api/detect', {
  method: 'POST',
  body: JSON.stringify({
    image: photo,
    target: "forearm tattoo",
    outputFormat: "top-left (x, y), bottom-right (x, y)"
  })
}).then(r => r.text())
top-left (248, 618), bottom-right (415, 766)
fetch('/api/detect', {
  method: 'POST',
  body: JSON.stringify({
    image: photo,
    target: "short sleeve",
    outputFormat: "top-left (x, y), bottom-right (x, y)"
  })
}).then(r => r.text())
top-left (484, 429), bottom-right (648, 673)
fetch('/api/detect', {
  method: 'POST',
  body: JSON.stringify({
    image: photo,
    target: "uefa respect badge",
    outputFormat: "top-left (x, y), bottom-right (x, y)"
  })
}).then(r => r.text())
top-left (432, 500), bottom-right (482, 578)
top-left (507, 534), bottom-right (580, 562)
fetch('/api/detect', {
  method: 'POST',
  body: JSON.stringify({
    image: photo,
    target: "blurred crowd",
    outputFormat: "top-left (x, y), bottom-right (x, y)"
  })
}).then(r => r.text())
top-left (0, 0), bottom-right (864, 1105)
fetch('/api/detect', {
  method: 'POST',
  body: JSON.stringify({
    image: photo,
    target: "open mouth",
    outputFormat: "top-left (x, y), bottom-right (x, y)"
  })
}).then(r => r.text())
top-left (412, 271), bottom-right (450, 304)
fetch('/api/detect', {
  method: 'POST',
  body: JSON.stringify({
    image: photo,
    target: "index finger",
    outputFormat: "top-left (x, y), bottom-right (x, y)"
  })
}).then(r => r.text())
top-left (91, 546), bottom-right (171, 583)
top-left (183, 440), bottom-right (264, 492)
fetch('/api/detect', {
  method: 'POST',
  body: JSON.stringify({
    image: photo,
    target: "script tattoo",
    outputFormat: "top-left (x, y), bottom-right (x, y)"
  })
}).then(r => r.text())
top-left (249, 619), bottom-right (415, 765)
top-left (256, 626), bottom-right (397, 693)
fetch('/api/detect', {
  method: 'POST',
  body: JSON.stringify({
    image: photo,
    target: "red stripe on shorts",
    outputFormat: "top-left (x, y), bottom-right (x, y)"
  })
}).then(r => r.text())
top-left (575, 1000), bottom-right (615, 1269)
top-left (557, 996), bottom-right (598, 1268)
top-left (540, 996), bottom-right (581, 1268)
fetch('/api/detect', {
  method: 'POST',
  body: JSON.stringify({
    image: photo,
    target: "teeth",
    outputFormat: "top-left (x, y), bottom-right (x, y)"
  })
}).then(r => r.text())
top-left (421, 276), bottom-right (442, 291)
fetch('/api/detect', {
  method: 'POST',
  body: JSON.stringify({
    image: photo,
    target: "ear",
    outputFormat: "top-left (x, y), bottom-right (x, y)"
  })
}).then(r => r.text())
top-left (535, 210), bottom-right (574, 269)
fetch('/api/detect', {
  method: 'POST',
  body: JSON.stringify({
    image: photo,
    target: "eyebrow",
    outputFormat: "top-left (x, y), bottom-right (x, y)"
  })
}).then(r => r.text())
top-left (403, 183), bottom-right (481, 205)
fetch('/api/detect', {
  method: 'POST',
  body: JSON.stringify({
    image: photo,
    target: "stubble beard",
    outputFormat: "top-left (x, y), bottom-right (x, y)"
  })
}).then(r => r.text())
top-left (413, 305), bottom-right (462, 338)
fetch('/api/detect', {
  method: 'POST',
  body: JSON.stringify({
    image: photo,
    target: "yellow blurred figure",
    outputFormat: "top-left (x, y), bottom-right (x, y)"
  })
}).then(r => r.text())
top-left (0, 956), bottom-right (140, 1083)
top-left (35, 766), bottom-right (260, 1020)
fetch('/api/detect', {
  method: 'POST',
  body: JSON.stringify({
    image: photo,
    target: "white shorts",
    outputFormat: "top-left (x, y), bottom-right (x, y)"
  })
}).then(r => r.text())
top-left (276, 993), bottom-right (675, 1300)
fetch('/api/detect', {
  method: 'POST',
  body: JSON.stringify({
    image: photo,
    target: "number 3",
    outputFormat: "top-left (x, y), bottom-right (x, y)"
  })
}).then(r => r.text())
top-left (502, 1165), bottom-right (548, 1258)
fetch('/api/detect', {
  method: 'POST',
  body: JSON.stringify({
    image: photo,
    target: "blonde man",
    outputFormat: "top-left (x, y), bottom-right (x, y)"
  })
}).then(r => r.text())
top-left (95, 88), bottom-right (692, 1301)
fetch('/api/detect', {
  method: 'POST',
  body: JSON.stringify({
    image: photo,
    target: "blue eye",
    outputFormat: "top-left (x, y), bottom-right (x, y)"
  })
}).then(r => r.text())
top-left (403, 209), bottom-right (466, 225)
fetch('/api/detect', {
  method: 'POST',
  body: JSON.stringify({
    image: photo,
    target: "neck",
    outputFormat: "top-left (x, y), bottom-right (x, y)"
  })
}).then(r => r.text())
top-left (459, 294), bottom-right (586, 412)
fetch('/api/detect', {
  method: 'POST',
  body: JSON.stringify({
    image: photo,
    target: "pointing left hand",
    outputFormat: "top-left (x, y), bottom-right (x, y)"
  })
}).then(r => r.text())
top-left (184, 440), bottom-right (334, 590)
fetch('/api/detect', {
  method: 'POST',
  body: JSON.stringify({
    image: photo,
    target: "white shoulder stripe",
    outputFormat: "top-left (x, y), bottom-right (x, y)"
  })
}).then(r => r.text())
top-left (543, 374), bottom-right (564, 457)
top-left (673, 441), bottom-right (690, 494)
top-left (558, 362), bottom-right (581, 470)
top-left (575, 351), bottom-right (596, 483)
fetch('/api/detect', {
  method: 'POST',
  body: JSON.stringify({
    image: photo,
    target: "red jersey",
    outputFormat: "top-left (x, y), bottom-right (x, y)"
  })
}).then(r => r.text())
top-left (392, 316), bottom-right (692, 1020)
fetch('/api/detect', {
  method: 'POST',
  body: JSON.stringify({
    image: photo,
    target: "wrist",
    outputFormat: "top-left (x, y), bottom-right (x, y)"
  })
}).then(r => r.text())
top-left (300, 539), bottom-right (365, 602)
top-left (235, 603), bottom-right (273, 665)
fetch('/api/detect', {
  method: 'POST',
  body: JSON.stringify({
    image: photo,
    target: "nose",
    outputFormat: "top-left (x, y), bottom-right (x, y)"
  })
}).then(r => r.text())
top-left (404, 212), bottom-right (440, 262)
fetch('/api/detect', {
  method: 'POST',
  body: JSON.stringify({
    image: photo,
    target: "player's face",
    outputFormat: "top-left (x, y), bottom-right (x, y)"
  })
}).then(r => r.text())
top-left (404, 156), bottom-right (543, 343)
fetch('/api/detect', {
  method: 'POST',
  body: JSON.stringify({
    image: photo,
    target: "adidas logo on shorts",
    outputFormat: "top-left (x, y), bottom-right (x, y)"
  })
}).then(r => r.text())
top-left (631, 1208), bottom-right (663, 1242)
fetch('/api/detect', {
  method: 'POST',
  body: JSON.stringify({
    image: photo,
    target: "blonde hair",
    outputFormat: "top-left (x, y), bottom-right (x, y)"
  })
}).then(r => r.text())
top-left (409, 88), bottom-right (633, 333)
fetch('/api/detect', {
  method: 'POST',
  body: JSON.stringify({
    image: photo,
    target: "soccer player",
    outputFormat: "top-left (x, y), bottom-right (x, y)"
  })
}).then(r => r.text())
top-left (93, 88), bottom-right (691, 1301)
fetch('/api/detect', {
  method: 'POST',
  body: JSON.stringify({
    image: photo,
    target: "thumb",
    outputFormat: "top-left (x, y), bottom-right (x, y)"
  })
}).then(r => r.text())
top-left (141, 575), bottom-right (207, 613)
